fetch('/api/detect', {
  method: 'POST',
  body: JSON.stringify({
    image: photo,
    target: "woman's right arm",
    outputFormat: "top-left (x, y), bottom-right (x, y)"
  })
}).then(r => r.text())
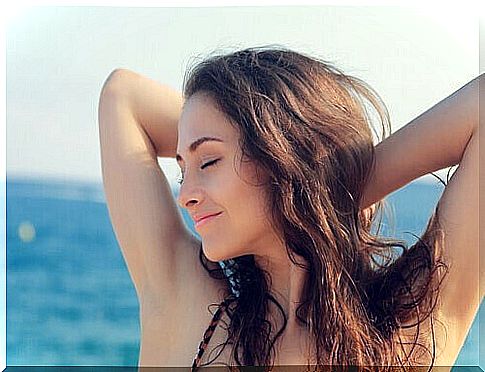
top-left (101, 69), bottom-right (182, 158)
top-left (98, 69), bottom-right (197, 309)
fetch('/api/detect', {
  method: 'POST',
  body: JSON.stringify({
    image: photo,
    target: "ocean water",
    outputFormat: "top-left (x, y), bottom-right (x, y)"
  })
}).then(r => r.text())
top-left (6, 177), bottom-right (483, 367)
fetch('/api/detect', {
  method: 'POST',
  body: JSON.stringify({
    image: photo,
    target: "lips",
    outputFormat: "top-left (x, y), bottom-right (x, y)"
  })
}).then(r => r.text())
top-left (194, 212), bottom-right (222, 223)
top-left (194, 212), bottom-right (222, 228)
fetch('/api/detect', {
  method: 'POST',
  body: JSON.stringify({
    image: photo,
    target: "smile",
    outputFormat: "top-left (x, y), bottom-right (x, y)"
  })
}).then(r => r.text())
top-left (195, 212), bottom-right (223, 228)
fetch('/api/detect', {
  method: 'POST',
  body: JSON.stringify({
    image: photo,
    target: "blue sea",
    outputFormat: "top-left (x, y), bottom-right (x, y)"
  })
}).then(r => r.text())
top-left (6, 176), bottom-right (483, 367)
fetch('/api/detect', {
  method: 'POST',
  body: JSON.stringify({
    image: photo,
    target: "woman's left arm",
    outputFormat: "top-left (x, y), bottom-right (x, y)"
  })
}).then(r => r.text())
top-left (362, 73), bottom-right (482, 365)
top-left (361, 74), bottom-right (480, 210)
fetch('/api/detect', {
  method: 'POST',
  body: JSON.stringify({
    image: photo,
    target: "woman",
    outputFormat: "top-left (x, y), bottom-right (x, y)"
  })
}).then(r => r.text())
top-left (98, 46), bottom-right (481, 371)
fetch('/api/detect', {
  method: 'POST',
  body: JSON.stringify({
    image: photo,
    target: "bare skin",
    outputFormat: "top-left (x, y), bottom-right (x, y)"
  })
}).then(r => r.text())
top-left (98, 68), bottom-right (482, 368)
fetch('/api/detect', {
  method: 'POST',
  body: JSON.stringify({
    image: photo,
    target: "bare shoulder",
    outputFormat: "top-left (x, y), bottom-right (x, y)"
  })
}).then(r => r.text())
top-left (138, 235), bottom-right (231, 366)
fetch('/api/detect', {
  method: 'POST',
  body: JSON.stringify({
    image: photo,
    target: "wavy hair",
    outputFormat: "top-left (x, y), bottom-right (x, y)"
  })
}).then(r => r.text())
top-left (181, 45), bottom-right (450, 371)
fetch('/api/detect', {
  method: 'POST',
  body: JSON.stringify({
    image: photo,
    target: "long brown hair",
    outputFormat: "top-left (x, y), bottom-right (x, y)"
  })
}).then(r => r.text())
top-left (182, 45), bottom-right (449, 370)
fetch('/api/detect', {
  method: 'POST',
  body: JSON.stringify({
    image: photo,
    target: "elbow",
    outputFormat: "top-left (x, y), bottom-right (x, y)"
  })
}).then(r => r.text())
top-left (98, 69), bottom-right (132, 119)
top-left (107, 68), bottom-right (131, 84)
top-left (100, 68), bottom-right (133, 97)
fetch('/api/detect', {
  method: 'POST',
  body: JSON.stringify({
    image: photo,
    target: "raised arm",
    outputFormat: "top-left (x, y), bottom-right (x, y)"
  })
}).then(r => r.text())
top-left (361, 74), bottom-right (481, 366)
top-left (98, 69), bottom-right (197, 305)
top-left (361, 74), bottom-right (480, 210)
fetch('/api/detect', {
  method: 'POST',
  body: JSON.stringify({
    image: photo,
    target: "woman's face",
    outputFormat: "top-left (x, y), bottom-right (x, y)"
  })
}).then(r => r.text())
top-left (176, 93), bottom-right (278, 262)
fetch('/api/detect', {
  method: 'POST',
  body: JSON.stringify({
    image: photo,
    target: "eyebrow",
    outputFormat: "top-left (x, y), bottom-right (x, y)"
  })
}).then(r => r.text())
top-left (176, 136), bottom-right (224, 163)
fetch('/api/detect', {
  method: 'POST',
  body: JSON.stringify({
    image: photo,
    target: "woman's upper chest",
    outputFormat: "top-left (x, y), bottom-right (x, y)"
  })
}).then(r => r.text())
top-left (139, 303), bottom-right (312, 367)
top-left (193, 311), bottom-right (317, 368)
top-left (138, 285), bottom-right (460, 369)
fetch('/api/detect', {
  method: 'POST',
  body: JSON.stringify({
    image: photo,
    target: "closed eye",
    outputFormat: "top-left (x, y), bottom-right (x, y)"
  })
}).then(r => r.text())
top-left (201, 158), bottom-right (220, 169)
top-left (177, 158), bottom-right (220, 185)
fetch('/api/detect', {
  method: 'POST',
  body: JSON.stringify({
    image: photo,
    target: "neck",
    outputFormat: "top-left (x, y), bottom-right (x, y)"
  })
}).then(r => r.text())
top-left (254, 245), bottom-right (309, 333)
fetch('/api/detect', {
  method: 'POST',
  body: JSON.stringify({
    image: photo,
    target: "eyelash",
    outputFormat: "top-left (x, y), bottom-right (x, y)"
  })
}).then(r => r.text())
top-left (177, 159), bottom-right (220, 185)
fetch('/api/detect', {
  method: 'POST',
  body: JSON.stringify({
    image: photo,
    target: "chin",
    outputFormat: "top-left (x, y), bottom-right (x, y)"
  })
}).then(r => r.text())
top-left (202, 241), bottom-right (243, 263)
top-left (201, 242), bottom-right (224, 262)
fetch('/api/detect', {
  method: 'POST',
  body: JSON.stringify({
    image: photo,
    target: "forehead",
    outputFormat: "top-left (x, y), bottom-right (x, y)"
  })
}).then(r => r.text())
top-left (177, 93), bottom-right (237, 151)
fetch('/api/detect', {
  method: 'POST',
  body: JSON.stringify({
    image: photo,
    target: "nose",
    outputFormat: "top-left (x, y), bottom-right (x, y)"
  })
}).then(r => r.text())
top-left (177, 177), bottom-right (204, 209)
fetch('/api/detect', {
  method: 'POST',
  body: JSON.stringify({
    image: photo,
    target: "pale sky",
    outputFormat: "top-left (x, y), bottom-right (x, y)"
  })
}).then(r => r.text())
top-left (5, 3), bottom-right (481, 188)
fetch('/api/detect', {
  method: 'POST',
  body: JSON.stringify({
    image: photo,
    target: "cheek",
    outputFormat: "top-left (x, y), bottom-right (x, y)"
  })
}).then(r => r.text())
top-left (229, 181), bottom-right (271, 237)
top-left (217, 157), bottom-right (273, 234)
top-left (239, 163), bottom-right (271, 221)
